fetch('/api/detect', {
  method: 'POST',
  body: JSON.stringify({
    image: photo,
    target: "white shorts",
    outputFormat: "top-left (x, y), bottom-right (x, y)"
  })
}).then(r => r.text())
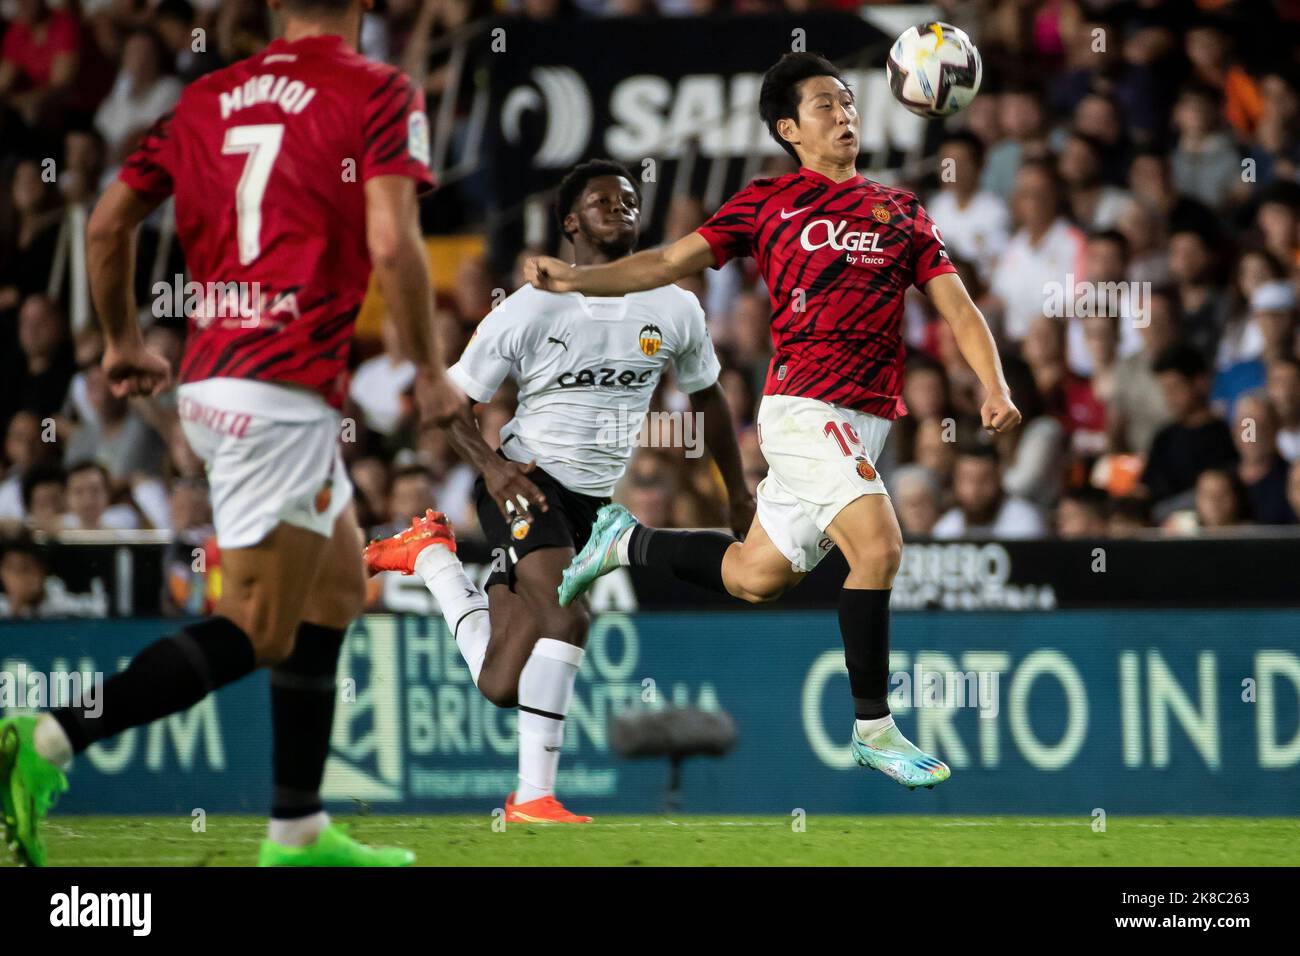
top-left (177, 378), bottom-right (352, 549)
top-left (755, 394), bottom-right (892, 573)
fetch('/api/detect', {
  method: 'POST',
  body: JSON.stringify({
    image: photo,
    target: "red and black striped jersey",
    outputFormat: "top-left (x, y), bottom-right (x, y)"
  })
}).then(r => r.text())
top-left (118, 34), bottom-right (434, 407)
top-left (697, 168), bottom-right (955, 419)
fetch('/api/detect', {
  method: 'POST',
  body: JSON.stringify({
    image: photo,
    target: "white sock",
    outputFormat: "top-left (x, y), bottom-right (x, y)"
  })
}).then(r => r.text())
top-left (515, 638), bottom-right (584, 804)
top-left (855, 715), bottom-right (895, 740)
top-left (414, 545), bottom-right (490, 683)
top-left (615, 524), bottom-right (635, 565)
top-left (455, 611), bottom-right (490, 685)
top-left (34, 714), bottom-right (73, 769)
top-left (267, 810), bottom-right (330, 847)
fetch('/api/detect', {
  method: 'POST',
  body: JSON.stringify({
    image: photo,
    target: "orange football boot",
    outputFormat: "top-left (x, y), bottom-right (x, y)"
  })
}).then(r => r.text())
top-left (504, 792), bottom-right (593, 824)
top-left (363, 509), bottom-right (457, 575)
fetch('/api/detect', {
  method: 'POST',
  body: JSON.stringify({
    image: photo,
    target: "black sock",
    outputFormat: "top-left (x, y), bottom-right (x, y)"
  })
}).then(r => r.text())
top-left (626, 525), bottom-right (734, 594)
top-left (839, 588), bottom-right (892, 720)
top-left (270, 623), bottom-right (346, 820)
top-left (53, 617), bottom-right (256, 754)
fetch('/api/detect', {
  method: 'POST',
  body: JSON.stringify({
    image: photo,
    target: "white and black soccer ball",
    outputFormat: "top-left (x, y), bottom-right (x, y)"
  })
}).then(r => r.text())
top-left (886, 22), bottom-right (983, 119)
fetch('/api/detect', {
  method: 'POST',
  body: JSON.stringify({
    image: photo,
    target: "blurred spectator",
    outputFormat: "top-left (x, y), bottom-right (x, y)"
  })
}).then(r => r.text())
top-left (997, 357), bottom-right (1065, 508)
top-left (1170, 84), bottom-right (1243, 210)
top-left (0, 156), bottom-right (66, 310)
top-left (932, 444), bottom-right (1045, 539)
top-left (1141, 344), bottom-right (1238, 513)
top-left (20, 461), bottom-right (65, 533)
top-left (0, 409), bottom-right (47, 520)
top-left (981, 86), bottom-right (1048, 201)
top-left (1058, 132), bottom-right (1130, 230)
top-left (62, 362), bottom-right (166, 479)
top-left (1267, 357), bottom-right (1300, 462)
top-left (1167, 225), bottom-right (1231, 361)
top-left (9, 294), bottom-right (76, 423)
top-left (891, 464), bottom-right (941, 537)
top-left (1192, 467), bottom-right (1250, 531)
top-left (990, 160), bottom-right (1085, 344)
top-left (0, 533), bottom-right (51, 618)
top-left (0, 0), bottom-right (86, 128)
top-left (350, 319), bottom-right (416, 437)
top-left (1106, 495), bottom-right (1152, 537)
top-left (94, 28), bottom-right (182, 163)
top-left (373, 464), bottom-right (438, 538)
top-left (1212, 281), bottom-right (1296, 412)
top-left (1056, 486), bottom-right (1108, 538)
top-left (1232, 392), bottom-right (1296, 525)
top-left (927, 130), bottom-right (1009, 283)
top-left (1109, 285), bottom-right (1178, 455)
top-left (62, 459), bottom-right (138, 530)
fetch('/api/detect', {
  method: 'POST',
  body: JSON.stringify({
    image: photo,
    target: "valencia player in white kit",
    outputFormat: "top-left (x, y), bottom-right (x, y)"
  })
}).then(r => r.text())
top-left (0, 0), bottom-right (463, 866)
top-left (528, 54), bottom-right (1022, 791)
top-left (364, 160), bottom-right (753, 822)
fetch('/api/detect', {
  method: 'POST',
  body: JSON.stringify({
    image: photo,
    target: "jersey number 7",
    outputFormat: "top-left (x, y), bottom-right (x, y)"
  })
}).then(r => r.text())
top-left (222, 124), bottom-right (285, 265)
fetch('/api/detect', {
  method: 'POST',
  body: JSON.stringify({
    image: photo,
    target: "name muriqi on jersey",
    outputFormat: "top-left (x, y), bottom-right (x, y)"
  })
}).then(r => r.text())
top-left (557, 367), bottom-right (657, 389)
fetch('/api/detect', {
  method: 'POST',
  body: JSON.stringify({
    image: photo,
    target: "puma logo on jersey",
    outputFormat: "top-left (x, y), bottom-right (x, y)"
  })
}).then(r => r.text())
top-left (546, 335), bottom-right (570, 351)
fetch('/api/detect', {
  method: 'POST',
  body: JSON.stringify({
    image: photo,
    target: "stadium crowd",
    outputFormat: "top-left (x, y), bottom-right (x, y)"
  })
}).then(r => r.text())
top-left (2, 0), bottom-right (1300, 617)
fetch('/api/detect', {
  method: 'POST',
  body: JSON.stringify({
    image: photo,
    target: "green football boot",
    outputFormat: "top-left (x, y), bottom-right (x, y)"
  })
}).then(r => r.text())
top-left (0, 715), bottom-right (70, 867)
top-left (258, 822), bottom-right (415, 867)
top-left (558, 503), bottom-right (637, 607)
top-left (851, 721), bottom-right (951, 791)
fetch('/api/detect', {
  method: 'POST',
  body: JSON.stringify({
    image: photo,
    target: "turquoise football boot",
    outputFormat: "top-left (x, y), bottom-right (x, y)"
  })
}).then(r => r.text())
top-left (558, 504), bottom-right (638, 607)
top-left (851, 721), bottom-right (951, 791)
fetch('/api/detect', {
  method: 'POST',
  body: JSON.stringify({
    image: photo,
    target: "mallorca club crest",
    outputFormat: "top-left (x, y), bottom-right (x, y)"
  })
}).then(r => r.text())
top-left (510, 515), bottom-right (531, 541)
top-left (638, 323), bottom-right (663, 357)
top-left (871, 204), bottom-right (891, 224)
top-left (855, 457), bottom-right (877, 482)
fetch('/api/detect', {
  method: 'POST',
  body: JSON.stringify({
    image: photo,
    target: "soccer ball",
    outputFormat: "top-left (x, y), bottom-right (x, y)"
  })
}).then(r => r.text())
top-left (886, 22), bottom-right (982, 119)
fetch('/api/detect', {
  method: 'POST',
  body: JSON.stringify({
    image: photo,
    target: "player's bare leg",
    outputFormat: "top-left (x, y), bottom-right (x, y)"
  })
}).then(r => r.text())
top-left (365, 513), bottom-right (593, 822)
top-left (255, 504), bottom-right (413, 865)
top-left (827, 494), bottom-right (950, 790)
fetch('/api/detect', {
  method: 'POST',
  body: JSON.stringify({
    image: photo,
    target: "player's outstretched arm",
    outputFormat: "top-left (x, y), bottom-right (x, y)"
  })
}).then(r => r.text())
top-left (86, 180), bottom-right (172, 398)
top-left (689, 383), bottom-right (756, 539)
top-left (364, 174), bottom-right (462, 426)
top-left (525, 231), bottom-right (716, 296)
top-left (924, 272), bottom-right (1021, 434)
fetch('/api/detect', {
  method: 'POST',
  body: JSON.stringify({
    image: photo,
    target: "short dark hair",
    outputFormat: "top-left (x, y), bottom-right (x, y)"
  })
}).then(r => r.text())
top-left (390, 463), bottom-right (436, 487)
top-left (66, 459), bottom-right (110, 486)
top-left (1087, 228), bottom-right (1130, 261)
top-left (21, 461), bottom-right (65, 511)
top-left (554, 159), bottom-right (639, 236)
top-left (0, 532), bottom-right (47, 569)
top-left (1153, 343), bottom-right (1208, 379)
top-left (759, 52), bottom-right (845, 161)
top-left (277, 0), bottom-right (355, 12)
top-left (940, 129), bottom-right (985, 169)
top-left (956, 442), bottom-right (1000, 464)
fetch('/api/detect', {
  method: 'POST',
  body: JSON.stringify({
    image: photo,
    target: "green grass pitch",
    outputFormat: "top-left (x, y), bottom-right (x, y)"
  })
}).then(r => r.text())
top-left (9, 815), bottom-right (1299, 866)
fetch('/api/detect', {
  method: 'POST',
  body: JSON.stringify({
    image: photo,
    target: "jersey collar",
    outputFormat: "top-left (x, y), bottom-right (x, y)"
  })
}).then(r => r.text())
top-left (798, 167), bottom-right (865, 191)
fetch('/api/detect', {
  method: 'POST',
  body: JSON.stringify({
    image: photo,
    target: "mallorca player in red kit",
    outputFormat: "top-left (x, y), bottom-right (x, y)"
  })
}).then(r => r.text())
top-left (0, 0), bottom-right (463, 866)
top-left (529, 53), bottom-right (1021, 790)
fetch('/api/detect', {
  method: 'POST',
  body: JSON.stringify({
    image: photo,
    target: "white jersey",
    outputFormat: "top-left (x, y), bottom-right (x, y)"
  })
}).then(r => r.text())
top-left (447, 283), bottom-right (720, 497)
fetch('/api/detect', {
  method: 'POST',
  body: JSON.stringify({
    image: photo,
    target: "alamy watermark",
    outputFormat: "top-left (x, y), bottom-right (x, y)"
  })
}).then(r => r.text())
top-left (0, 665), bottom-right (104, 718)
top-left (1043, 274), bottom-right (1151, 326)
top-left (595, 406), bottom-right (704, 459)
top-left (889, 664), bottom-right (1000, 718)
